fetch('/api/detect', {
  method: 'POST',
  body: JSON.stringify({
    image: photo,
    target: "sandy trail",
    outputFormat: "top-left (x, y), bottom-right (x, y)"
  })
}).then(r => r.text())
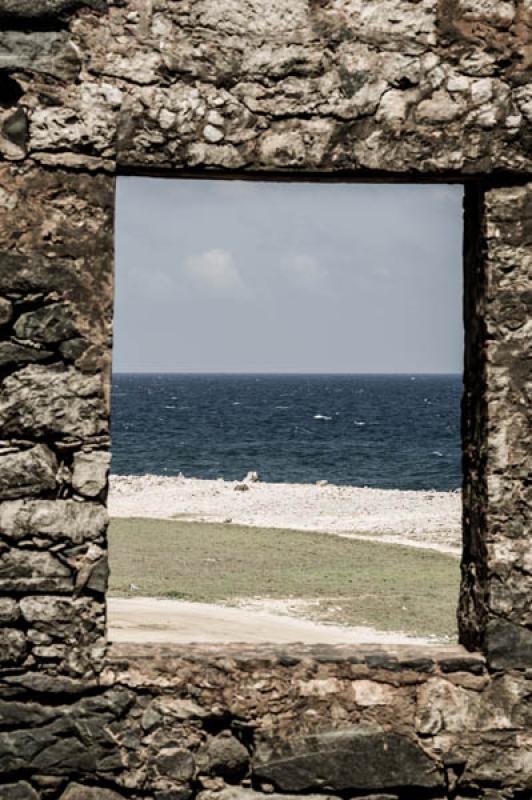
top-left (109, 474), bottom-right (461, 553)
top-left (108, 597), bottom-right (434, 646)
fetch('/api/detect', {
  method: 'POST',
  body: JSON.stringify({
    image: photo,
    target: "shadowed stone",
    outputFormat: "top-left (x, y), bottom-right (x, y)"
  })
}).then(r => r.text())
top-left (0, 341), bottom-right (52, 368)
top-left (0, 498), bottom-right (107, 543)
top-left (253, 725), bottom-right (444, 791)
top-left (200, 732), bottom-right (250, 779)
top-left (15, 302), bottom-right (79, 345)
top-left (0, 365), bottom-right (107, 439)
top-left (0, 782), bottom-right (39, 800)
top-left (485, 619), bottom-right (532, 670)
top-left (0, 297), bottom-right (12, 325)
top-left (0, 549), bottom-right (73, 591)
top-left (0, 444), bottom-right (57, 500)
top-left (0, 0), bottom-right (106, 17)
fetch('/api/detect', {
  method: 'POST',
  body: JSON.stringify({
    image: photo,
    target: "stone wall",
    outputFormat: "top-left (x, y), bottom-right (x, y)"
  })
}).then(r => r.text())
top-left (0, 0), bottom-right (530, 797)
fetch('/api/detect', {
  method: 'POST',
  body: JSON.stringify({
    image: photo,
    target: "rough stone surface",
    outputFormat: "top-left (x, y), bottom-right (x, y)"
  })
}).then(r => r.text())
top-left (14, 303), bottom-right (79, 345)
top-left (254, 725), bottom-right (443, 791)
top-left (72, 451), bottom-right (111, 497)
top-left (0, 365), bottom-right (107, 439)
top-left (0, 444), bottom-right (57, 499)
top-left (0, 1), bottom-right (530, 798)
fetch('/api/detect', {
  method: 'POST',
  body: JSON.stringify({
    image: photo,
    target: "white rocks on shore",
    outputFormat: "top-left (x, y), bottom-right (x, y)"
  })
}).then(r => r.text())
top-left (109, 475), bottom-right (462, 554)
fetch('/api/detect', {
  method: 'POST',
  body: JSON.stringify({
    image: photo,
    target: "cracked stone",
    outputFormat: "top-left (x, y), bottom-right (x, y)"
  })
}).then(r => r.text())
top-left (14, 302), bottom-right (79, 345)
top-left (72, 450), bottom-right (111, 497)
top-left (0, 498), bottom-right (107, 543)
top-left (0, 549), bottom-right (73, 591)
top-left (0, 365), bottom-right (107, 439)
top-left (0, 444), bottom-right (57, 500)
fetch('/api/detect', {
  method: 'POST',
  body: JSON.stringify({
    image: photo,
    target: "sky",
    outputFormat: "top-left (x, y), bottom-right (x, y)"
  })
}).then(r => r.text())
top-left (114, 178), bottom-right (463, 374)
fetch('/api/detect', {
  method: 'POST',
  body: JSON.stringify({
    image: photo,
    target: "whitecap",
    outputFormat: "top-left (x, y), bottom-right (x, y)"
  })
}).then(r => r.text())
top-left (276, 405), bottom-right (290, 409)
top-left (314, 414), bottom-right (332, 421)
top-left (353, 420), bottom-right (366, 426)
top-left (432, 451), bottom-right (444, 457)
top-left (165, 405), bottom-right (176, 409)
top-left (232, 402), bottom-right (241, 406)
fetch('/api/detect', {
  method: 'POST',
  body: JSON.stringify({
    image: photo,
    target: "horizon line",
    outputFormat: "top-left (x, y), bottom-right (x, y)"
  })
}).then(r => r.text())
top-left (112, 370), bottom-right (463, 376)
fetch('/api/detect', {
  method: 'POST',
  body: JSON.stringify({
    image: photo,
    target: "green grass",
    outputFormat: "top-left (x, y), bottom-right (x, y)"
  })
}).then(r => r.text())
top-left (108, 518), bottom-right (460, 639)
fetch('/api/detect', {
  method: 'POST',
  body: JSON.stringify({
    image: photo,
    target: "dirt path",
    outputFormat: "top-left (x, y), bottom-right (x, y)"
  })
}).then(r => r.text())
top-left (108, 597), bottom-right (434, 646)
top-left (110, 475), bottom-right (461, 552)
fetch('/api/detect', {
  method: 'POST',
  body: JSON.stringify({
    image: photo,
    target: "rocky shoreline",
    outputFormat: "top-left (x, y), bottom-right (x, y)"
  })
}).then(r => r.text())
top-left (109, 474), bottom-right (461, 554)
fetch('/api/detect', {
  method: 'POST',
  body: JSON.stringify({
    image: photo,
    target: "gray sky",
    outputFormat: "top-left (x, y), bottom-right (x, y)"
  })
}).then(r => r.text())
top-left (114, 178), bottom-right (463, 374)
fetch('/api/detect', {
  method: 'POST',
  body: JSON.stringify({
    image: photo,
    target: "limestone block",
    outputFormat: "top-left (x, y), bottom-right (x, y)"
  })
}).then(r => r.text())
top-left (253, 725), bottom-right (444, 791)
top-left (0, 549), bottom-right (73, 591)
top-left (0, 444), bottom-right (57, 500)
top-left (72, 451), bottom-right (111, 497)
top-left (0, 365), bottom-right (107, 439)
top-left (0, 627), bottom-right (26, 665)
top-left (14, 302), bottom-right (78, 345)
top-left (198, 790), bottom-right (343, 800)
top-left (0, 498), bottom-right (108, 543)
top-left (0, 597), bottom-right (19, 622)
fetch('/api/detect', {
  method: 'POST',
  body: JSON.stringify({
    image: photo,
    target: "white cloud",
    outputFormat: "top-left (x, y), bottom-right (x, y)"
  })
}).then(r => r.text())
top-left (185, 249), bottom-right (244, 295)
top-left (280, 253), bottom-right (330, 292)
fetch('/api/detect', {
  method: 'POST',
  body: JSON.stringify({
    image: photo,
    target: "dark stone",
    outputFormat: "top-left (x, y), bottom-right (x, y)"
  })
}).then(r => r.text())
top-left (0, 71), bottom-right (23, 109)
top-left (0, 698), bottom-right (58, 727)
top-left (0, 341), bottom-right (52, 368)
top-left (0, 0), bottom-right (107, 18)
top-left (439, 656), bottom-right (486, 674)
top-left (202, 732), bottom-right (250, 779)
top-left (156, 748), bottom-right (196, 782)
top-left (485, 618), bottom-right (532, 670)
top-left (253, 725), bottom-right (444, 791)
top-left (2, 108), bottom-right (28, 149)
top-left (0, 783), bottom-right (39, 800)
top-left (0, 444), bottom-right (57, 500)
top-left (60, 337), bottom-right (89, 362)
top-left (15, 302), bottom-right (79, 345)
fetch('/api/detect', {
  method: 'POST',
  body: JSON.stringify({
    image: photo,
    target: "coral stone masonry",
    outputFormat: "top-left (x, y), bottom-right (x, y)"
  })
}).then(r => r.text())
top-left (0, 0), bottom-right (530, 797)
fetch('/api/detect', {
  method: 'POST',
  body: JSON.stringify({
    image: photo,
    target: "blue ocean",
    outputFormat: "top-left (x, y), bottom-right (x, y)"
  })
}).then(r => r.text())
top-left (110, 374), bottom-right (462, 492)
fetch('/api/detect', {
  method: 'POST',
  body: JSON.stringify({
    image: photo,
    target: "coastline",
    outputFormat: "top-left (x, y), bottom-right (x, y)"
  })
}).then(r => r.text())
top-left (109, 474), bottom-right (461, 554)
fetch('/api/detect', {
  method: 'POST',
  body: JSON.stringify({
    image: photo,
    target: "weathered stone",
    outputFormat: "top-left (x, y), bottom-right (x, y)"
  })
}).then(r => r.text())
top-left (0, 783), bottom-right (39, 800)
top-left (0, 596), bottom-right (19, 622)
top-left (0, 31), bottom-right (81, 82)
top-left (72, 451), bottom-right (111, 497)
top-left (0, 627), bottom-right (26, 665)
top-left (0, 296), bottom-right (12, 325)
top-left (200, 732), bottom-right (250, 779)
top-left (0, 549), bottom-right (73, 592)
top-left (0, 365), bottom-right (107, 439)
top-left (156, 748), bottom-right (196, 782)
top-left (0, 340), bottom-right (52, 368)
top-left (0, 0), bottom-right (106, 17)
top-left (60, 783), bottom-right (126, 800)
top-left (198, 789), bottom-right (342, 800)
top-left (253, 725), bottom-right (444, 790)
top-left (14, 303), bottom-right (79, 345)
top-left (0, 499), bottom-right (107, 543)
top-left (485, 619), bottom-right (532, 670)
top-left (0, 444), bottom-right (57, 500)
